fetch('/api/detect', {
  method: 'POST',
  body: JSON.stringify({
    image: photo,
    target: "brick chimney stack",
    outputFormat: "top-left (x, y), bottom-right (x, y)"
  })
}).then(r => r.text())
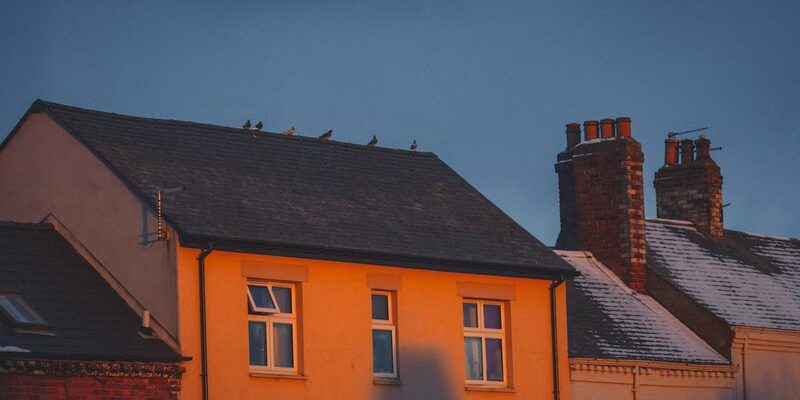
top-left (654, 135), bottom-right (724, 237)
top-left (555, 117), bottom-right (648, 293)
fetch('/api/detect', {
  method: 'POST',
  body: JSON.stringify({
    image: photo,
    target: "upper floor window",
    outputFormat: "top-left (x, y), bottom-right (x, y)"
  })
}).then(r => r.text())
top-left (247, 282), bottom-right (297, 374)
top-left (463, 299), bottom-right (507, 386)
top-left (371, 291), bottom-right (397, 378)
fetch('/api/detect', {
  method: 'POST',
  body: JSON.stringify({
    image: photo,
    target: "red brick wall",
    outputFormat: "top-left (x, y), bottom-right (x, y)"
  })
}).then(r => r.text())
top-left (654, 159), bottom-right (724, 237)
top-left (0, 374), bottom-right (179, 400)
top-left (555, 137), bottom-right (648, 292)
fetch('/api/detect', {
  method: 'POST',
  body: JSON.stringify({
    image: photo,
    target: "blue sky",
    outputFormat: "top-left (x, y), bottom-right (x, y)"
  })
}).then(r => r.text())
top-left (2, 1), bottom-right (798, 244)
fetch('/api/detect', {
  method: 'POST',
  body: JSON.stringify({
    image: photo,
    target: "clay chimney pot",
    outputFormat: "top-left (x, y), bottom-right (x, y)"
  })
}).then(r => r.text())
top-left (600, 118), bottom-right (615, 139)
top-left (616, 117), bottom-right (631, 138)
top-left (583, 120), bottom-right (599, 141)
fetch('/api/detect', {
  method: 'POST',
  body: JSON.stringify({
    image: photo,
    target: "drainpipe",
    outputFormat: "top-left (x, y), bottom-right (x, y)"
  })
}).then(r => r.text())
top-left (742, 332), bottom-right (749, 400)
top-left (632, 365), bottom-right (640, 400)
top-left (549, 277), bottom-right (565, 400)
top-left (198, 245), bottom-right (213, 400)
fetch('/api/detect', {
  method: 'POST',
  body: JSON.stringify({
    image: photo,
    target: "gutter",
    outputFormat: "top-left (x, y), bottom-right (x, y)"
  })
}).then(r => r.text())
top-left (181, 235), bottom-right (579, 281)
top-left (549, 277), bottom-right (565, 400)
top-left (198, 245), bottom-right (213, 400)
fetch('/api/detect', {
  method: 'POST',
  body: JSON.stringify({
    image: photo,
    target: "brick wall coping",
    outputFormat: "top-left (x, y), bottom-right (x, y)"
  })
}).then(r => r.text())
top-left (0, 357), bottom-right (183, 379)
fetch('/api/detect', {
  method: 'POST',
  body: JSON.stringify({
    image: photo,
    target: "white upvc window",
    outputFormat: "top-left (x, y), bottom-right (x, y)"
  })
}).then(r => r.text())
top-left (247, 282), bottom-right (298, 375)
top-left (463, 299), bottom-right (507, 386)
top-left (371, 290), bottom-right (397, 378)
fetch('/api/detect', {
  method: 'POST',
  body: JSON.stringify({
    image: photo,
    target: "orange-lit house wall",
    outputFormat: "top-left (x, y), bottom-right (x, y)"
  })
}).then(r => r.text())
top-left (176, 246), bottom-right (571, 400)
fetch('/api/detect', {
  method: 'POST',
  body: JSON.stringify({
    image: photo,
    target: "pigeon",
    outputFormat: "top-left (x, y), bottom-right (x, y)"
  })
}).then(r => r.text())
top-left (243, 120), bottom-right (251, 129)
top-left (254, 121), bottom-right (263, 130)
top-left (319, 130), bottom-right (333, 140)
top-left (410, 139), bottom-right (418, 151)
top-left (367, 135), bottom-right (378, 147)
top-left (283, 127), bottom-right (296, 136)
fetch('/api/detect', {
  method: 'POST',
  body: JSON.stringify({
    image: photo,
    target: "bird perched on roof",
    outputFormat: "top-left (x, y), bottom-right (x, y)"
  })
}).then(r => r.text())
top-left (367, 135), bottom-right (378, 147)
top-left (243, 120), bottom-right (251, 129)
top-left (319, 129), bottom-right (333, 140)
top-left (254, 121), bottom-right (263, 130)
top-left (283, 127), bottom-right (296, 136)
top-left (410, 139), bottom-right (418, 151)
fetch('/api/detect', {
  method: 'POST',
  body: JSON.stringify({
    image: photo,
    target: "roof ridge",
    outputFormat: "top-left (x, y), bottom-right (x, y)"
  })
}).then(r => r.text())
top-left (37, 99), bottom-right (437, 157)
top-left (728, 229), bottom-right (800, 243)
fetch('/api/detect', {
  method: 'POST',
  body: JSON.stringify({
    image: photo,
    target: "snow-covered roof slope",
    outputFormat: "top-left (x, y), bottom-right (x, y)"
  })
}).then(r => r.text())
top-left (646, 219), bottom-right (800, 331)
top-left (558, 250), bottom-right (729, 364)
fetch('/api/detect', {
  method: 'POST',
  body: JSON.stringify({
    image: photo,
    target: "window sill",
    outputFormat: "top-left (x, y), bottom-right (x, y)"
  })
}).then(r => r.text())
top-left (249, 372), bottom-right (306, 380)
top-left (465, 385), bottom-right (515, 393)
top-left (373, 378), bottom-right (401, 386)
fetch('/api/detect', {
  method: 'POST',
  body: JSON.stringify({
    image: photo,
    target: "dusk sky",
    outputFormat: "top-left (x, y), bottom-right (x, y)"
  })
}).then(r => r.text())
top-left (2, 0), bottom-right (798, 245)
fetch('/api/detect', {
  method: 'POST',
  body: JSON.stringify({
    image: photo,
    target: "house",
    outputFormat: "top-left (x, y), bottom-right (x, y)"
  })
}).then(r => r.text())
top-left (558, 250), bottom-right (736, 399)
top-left (553, 118), bottom-right (800, 399)
top-left (0, 100), bottom-right (578, 399)
top-left (647, 139), bottom-right (800, 399)
top-left (0, 221), bottom-right (183, 400)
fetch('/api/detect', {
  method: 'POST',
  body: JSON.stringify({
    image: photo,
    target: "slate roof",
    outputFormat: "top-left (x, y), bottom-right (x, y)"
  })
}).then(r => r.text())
top-left (0, 221), bottom-right (182, 362)
top-left (9, 100), bottom-right (575, 279)
top-left (558, 250), bottom-right (728, 364)
top-left (647, 219), bottom-right (800, 331)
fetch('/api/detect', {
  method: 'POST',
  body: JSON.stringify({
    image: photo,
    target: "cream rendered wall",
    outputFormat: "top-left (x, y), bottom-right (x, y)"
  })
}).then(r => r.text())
top-left (0, 113), bottom-right (179, 338)
top-left (570, 360), bottom-right (736, 400)
top-left (731, 327), bottom-right (800, 400)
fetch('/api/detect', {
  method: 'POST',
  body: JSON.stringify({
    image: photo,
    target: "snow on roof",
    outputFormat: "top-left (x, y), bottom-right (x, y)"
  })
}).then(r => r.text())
top-left (646, 220), bottom-right (800, 331)
top-left (558, 250), bottom-right (728, 365)
top-left (0, 345), bottom-right (30, 353)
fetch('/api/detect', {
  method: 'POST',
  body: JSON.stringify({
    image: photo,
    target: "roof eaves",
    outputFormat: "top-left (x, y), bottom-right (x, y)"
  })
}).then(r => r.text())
top-left (0, 350), bottom-right (189, 363)
top-left (180, 234), bottom-right (579, 280)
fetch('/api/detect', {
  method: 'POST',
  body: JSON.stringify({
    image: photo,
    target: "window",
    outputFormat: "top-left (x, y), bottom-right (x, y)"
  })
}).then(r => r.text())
top-left (247, 282), bottom-right (297, 374)
top-left (463, 300), bottom-right (506, 385)
top-left (0, 292), bottom-right (51, 334)
top-left (371, 291), bottom-right (397, 378)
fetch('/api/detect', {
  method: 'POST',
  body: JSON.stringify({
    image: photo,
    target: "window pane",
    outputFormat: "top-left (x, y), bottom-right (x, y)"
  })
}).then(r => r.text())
top-left (273, 323), bottom-right (294, 368)
top-left (0, 296), bottom-right (30, 323)
top-left (273, 287), bottom-right (292, 314)
top-left (248, 321), bottom-right (267, 366)
top-left (248, 285), bottom-right (275, 309)
top-left (483, 304), bottom-right (502, 329)
top-left (464, 337), bottom-right (483, 380)
top-left (463, 303), bottom-right (478, 328)
top-left (371, 294), bottom-right (389, 321)
top-left (486, 338), bottom-right (504, 381)
top-left (372, 329), bottom-right (394, 374)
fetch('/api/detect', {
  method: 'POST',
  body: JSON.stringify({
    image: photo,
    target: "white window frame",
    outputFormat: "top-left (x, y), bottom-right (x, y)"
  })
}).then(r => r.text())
top-left (247, 281), bottom-right (298, 375)
top-left (463, 299), bottom-right (508, 386)
top-left (246, 284), bottom-right (280, 314)
top-left (371, 290), bottom-right (397, 379)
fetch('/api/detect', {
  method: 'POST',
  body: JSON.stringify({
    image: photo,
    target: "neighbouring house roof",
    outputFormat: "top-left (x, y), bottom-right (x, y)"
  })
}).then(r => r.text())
top-left (646, 219), bottom-right (800, 331)
top-left (0, 221), bottom-right (182, 362)
top-left (558, 250), bottom-right (729, 365)
top-left (5, 100), bottom-right (575, 279)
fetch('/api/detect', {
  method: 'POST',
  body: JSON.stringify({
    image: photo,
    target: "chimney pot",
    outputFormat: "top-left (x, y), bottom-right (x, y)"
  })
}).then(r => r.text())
top-left (616, 117), bottom-right (632, 137)
top-left (664, 136), bottom-right (679, 166)
top-left (695, 135), bottom-right (712, 160)
top-left (142, 310), bottom-right (151, 329)
top-left (583, 120), bottom-right (599, 141)
top-left (566, 122), bottom-right (581, 148)
top-left (600, 118), bottom-right (615, 138)
top-left (680, 139), bottom-right (694, 164)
